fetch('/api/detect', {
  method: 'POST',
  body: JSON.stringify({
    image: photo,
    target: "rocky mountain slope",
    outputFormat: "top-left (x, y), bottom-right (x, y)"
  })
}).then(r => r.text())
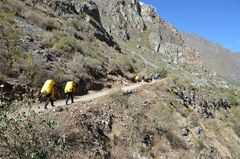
top-left (182, 32), bottom-right (240, 82)
top-left (1, 0), bottom-right (240, 158)
top-left (0, 0), bottom-right (211, 105)
top-left (3, 78), bottom-right (240, 159)
top-left (0, 0), bottom-right (212, 94)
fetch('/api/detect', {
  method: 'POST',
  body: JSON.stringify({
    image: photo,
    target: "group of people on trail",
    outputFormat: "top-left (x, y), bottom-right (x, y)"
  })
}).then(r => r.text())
top-left (134, 73), bottom-right (161, 83)
top-left (41, 73), bottom-right (160, 109)
top-left (41, 79), bottom-right (76, 109)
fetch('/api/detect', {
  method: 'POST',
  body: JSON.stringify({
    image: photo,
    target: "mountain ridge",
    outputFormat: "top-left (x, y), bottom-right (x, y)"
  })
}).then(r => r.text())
top-left (181, 32), bottom-right (240, 81)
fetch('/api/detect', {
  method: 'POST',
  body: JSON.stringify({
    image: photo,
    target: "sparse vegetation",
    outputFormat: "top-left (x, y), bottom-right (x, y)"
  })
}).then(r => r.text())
top-left (24, 10), bottom-right (44, 26)
top-left (41, 17), bottom-right (60, 31)
top-left (0, 2), bottom-right (22, 76)
top-left (110, 88), bottom-right (129, 109)
top-left (0, 112), bottom-right (68, 159)
top-left (153, 67), bottom-right (168, 78)
top-left (115, 55), bottom-right (140, 73)
top-left (55, 37), bottom-right (75, 52)
top-left (70, 19), bottom-right (83, 31)
top-left (0, 0), bottom-right (240, 158)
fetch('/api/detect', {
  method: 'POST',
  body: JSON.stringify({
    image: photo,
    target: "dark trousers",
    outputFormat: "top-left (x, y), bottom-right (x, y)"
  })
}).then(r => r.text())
top-left (66, 92), bottom-right (73, 105)
top-left (44, 94), bottom-right (54, 109)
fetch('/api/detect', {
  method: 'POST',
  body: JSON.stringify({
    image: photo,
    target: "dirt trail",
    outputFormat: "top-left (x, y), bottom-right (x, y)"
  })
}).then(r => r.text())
top-left (17, 80), bottom-right (159, 115)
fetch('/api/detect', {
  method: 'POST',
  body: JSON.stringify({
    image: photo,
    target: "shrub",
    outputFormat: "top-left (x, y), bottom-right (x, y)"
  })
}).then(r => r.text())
top-left (7, 0), bottom-right (25, 14)
top-left (24, 10), bottom-right (43, 26)
top-left (225, 93), bottom-right (237, 106)
top-left (54, 36), bottom-right (82, 58)
top-left (56, 37), bottom-right (80, 52)
top-left (0, 3), bottom-right (22, 75)
top-left (153, 67), bottom-right (168, 78)
top-left (110, 88), bottom-right (129, 109)
top-left (14, 53), bottom-right (35, 77)
top-left (70, 19), bottom-right (82, 31)
top-left (83, 56), bottom-right (106, 78)
top-left (69, 54), bottom-right (85, 75)
top-left (41, 17), bottom-right (60, 31)
top-left (37, 32), bottom-right (58, 48)
top-left (115, 55), bottom-right (139, 73)
top-left (0, 112), bottom-right (68, 158)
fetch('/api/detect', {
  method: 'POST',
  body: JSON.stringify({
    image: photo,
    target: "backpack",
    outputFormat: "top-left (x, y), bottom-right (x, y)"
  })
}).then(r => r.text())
top-left (64, 81), bottom-right (75, 94)
top-left (41, 79), bottom-right (55, 95)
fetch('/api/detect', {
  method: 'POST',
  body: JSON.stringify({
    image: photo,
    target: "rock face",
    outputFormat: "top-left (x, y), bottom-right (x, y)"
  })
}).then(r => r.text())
top-left (93, 0), bottom-right (183, 44)
top-left (92, 0), bottom-right (146, 41)
top-left (93, 0), bottom-right (205, 76)
top-left (169, 82), bottom-right (231, 119)
top-left (0, 79), bottom-right (35, 110)
top-left (47, 0), bottom-right (118, 47)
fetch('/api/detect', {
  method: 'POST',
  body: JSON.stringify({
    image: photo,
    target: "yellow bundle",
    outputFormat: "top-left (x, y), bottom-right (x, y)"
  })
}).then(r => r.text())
top-left (64, 81), bottom-right (75, 94)
top-left (41, 79), bottom-right (55, 96)
top-left (135, 75), bottom-right (140, 82)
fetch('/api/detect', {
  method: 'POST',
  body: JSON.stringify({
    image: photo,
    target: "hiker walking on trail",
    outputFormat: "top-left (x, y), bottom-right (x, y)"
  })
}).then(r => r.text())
top-left (41, 79), bottom-right (55, 109)
top-left (153, 73), bottom-right (161, 80)
top-left (64, 81), bottom-right (76, 105)
top-left (140, 75), bottom-right (145, 82)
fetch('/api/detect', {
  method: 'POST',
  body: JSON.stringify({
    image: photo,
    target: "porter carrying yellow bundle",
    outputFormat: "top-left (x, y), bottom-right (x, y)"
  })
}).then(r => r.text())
top-left (41, 79), bottom-right (55, 96)
top-left (64, 81), bottom-right (75, 94)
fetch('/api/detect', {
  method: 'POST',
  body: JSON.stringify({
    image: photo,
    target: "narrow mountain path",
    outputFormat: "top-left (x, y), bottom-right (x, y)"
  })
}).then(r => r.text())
top-left (17, 80), bottom-right (160, 115)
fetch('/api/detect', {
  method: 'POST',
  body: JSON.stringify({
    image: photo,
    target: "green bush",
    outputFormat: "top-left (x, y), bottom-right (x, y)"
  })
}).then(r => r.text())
top-left (37, 32), bottom-right (56, 48)
top-left (224, 92), bottom-right (238, 106)
top-left (54, 37), bottom-right (82, 58)
top-left (24, 10), bottom-right (43, 26)
top-left (6, 0), bottom-right (25, 13)
top-left (70, 19), bottom-right (82, 31)
top-left (41, 17), bottom-right (60, 31)
top-left (153, 67), bottom-right (168, 78)
top-left (83, 56), bottom-right (104, 76)
top-left (115, 55), bottom-right (139, 73)
top-left (55, 37), bottom-right (74, 52)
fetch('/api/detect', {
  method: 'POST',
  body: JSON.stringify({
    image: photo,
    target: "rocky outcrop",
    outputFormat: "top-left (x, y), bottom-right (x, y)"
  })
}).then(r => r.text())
top-left (0, 79), bottom-right (35, 111)
top-left (93, 0), bottom-right (146, 41)
top-left (45, 0), bottom-right (118, 47)
top-left (93, 0), bottom-right (183, 46)
top-left (92, 0), bottom-right (206, 80)
top-left (139, 2), bottom-right (156, 24)
top-left (169, 83), bottom-right (231, 119)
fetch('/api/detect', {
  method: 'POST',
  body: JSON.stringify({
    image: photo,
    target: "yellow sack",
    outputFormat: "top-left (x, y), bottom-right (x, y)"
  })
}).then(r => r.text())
top-left (41, 79), bottom-right (55, 96)
top-left (135, 75), bottom-right (140, 82)
top-left (64, 81), bottom-right (75, 94)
